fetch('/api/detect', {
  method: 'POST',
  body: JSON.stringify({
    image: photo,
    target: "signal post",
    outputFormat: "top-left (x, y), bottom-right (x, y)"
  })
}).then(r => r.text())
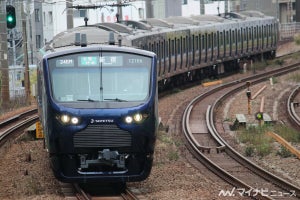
top-left (0, 4), bottom-right (10, 108)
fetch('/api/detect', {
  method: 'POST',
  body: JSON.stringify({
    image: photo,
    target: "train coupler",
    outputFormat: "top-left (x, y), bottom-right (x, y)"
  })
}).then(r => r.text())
top-left (79, 149), bottom-right (129, 170)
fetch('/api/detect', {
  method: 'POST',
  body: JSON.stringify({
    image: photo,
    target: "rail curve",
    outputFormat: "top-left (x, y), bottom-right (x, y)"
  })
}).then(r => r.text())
top-left (183, 63), bottom-right (300, 199)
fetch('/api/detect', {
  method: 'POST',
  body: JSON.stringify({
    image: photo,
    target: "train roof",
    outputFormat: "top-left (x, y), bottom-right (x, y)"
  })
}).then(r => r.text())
top-left (41, 11), bottom-right (277, 53)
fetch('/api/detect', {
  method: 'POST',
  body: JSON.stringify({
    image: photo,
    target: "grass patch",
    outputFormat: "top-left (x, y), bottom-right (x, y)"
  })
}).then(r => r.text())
top-left (271, 124), bottom-right (300, 143)
top-left (277, 146), bottom-right (294, 158)
top-left (237, 124), bottom-right (300, 158)
top-left (156, 129), bottom-right (180, 162)
top-left (237, 125), bottom-right (273, 157)
top-left (294, 34), bottom-right (300, 45)
top-left (287, 72), bottom-right (300, 82)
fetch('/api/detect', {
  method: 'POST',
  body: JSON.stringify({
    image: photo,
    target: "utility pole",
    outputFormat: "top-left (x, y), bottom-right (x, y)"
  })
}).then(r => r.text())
top-left (22, 2), bottom-right (30, 105)
top-left (117, 0), bottom-right (123, 21)
top-left (66, 0), bottom-right (73, 29)
top-left (146, 0), bottom-right (153, 18)
top-left (0, 3), bottom-right (10, 108)
top-left (225, 0), bottom-right (228, 14)
top-left (200, 0), bottom-right (205, 15)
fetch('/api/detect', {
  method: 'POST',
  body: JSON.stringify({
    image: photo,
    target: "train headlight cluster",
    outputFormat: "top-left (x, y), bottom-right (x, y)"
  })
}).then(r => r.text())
top-left (57, 114), bottom-right (80, 125)
top-left (124, 113), bottom-right (147, 124)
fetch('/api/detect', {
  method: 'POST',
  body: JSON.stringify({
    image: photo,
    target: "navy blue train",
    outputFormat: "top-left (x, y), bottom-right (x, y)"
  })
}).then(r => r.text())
top-left (38, 11), bottom-right (278, 183)
top-left (37, 34), bottom-right (158, 183)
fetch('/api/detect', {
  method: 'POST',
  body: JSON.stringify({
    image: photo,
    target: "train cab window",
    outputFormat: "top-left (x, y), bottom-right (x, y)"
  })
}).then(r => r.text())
top-left (48, 52), bottom-right (152, 104)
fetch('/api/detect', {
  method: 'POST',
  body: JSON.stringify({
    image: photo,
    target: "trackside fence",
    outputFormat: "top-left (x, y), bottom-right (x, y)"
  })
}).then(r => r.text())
top-left (280, 22), bottom-right (300, 41)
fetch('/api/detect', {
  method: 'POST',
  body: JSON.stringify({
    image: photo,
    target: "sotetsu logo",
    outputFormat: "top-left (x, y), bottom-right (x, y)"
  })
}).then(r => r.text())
top-left (90, 119), bottom-right (114, 124)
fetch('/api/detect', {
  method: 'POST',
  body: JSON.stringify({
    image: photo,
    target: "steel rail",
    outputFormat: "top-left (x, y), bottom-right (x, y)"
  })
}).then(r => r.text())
top-left (287, 85), bottom-right (300, 130)
top-left (182, 63), bottom-right (300, 199)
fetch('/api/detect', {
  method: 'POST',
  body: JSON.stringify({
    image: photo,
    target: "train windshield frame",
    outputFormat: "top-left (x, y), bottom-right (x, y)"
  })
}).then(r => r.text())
top-left (47, 51), bottom-right (152, 107)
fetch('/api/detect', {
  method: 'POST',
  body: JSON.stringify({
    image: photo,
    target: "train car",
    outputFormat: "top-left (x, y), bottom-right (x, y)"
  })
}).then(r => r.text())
top-left (37, 11), bottom-right (278, 183)
top-left (37, 32), bottom-right (158, 183)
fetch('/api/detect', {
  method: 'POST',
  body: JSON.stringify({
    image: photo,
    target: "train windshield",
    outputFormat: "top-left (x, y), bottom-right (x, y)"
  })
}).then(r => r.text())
top-left (48, 52), bottom-right (152, 104)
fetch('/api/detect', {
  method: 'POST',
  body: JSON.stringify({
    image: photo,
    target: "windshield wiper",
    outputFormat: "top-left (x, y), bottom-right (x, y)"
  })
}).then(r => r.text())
top-left (77, 98), bottom-right (97, 102)
top-left (104, 98), bottom-right (128, 102)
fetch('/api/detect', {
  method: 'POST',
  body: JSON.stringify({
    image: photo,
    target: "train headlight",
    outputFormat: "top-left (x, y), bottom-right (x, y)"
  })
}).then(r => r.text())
top-left (125, 116), bottom-right (133, 124)
top-left (61, 115), bottom-right (70, 124)
top-left (57, 114), bottom-right (80, 125)
top-left (124, 113), bottom-right (147, 124)
top-left (71, 117), bottom-right (79, 125)
top-left (134, 113), bottom-right (143, 122)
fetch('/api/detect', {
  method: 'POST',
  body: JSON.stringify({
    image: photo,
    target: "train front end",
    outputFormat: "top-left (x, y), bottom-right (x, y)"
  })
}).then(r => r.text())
top-left (38, 46), bottom-right (158, 183)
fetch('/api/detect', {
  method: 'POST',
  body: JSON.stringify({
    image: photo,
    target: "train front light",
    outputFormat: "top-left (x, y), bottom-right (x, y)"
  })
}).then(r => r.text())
top-left (60, 115), bottom-right (70, 124)
top-left (71, 117), bottom-right (79, 125)
top-left (125, 116), bottom-right (133, 124)
top-left (124, 113), bottom-right (147, 124)
top-left (58, 114), bottom-right (80, 125)
top-left (134, 113), bottom-right (143, 122)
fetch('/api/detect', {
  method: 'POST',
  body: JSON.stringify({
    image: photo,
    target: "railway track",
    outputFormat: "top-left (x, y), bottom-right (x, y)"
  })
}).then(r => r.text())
top-left (0, 108), bottom-right (142, 199)
top-left (0, 108), bottom-right (38, 146)
top-left (182, 63), bottom-right (300, 199)
top-left (73, 183), bottom-right (140, 200)
top-left (287, 85), bottom-right (300, 130)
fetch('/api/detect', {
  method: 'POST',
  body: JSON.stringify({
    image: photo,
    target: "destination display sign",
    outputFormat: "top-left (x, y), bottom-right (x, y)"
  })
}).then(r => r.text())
top-left (78, 55), bottom-right (123, 67)
top-left (52, 53), bottom-right (151, 68)
top-left (56, 59), bottom-right (74, 67)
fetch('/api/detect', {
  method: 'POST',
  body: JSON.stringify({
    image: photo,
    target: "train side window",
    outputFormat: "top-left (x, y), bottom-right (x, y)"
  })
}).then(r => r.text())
top-left (192, 35), bottom-right (195, 66)
top-left (226, 31), bottom-right (229, 45)
top-left (198, 34), bottom-right (201, 64)
top-left (219, 31), bottom-right (223, 47)
top-left (214, 33), bottom-right (217, 48)
top-left (208, 34), bottom-right (211, 49)
top-left (183, 37), bottom-right (186, 54)
top-left (202, 34), bottom-right (205, 51)
top-left (177, 38), bottom-right (181, 56)
top-left (270, 24), bottom-right (274, 46)
top-left (163, 39), bottom-right (167, 74)
top-left (168, 39), bottom-right (171, 73)
top-left (180, 37), bottom-right (183, 68)
top-left (171, 39), bottom-right (175, 56)
top-left (195, 35), bottom-right (199, 51)
top-left (165, 40), bottom-right (169, 59)
top-left (157, 42), bottom-right (161, 76)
